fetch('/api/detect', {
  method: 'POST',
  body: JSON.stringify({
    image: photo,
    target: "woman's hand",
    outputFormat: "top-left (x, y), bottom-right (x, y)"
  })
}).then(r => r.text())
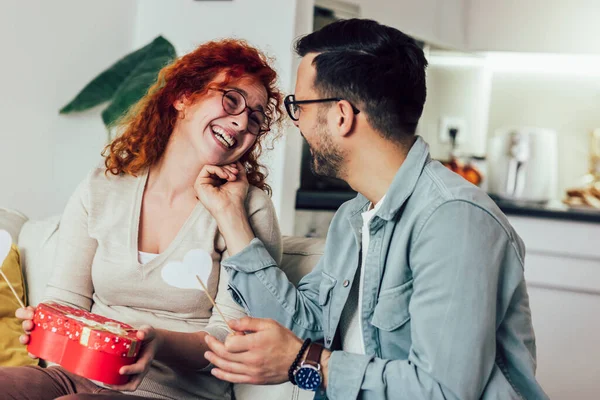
top-left (195, 161), bottom-right (256, 255)
top-left (108, 326), bottom-right (162, 392)
top-left (194, 162), bottom-right (249, 216)
top-left (15, 306), bottom-right (38, 359)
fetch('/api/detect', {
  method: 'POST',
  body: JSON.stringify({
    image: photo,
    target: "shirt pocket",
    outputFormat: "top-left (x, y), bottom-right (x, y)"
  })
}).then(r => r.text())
top-left (319, 272), bottom-right (337, 342)
top-left (371, 279), bottom-right (413, 330)
top-left (371, 279), bottom-right (413, 357)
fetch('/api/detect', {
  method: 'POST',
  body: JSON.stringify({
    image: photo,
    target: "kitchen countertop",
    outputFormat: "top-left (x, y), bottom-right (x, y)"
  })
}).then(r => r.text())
top-left (296, 190), bottom-right (600, 224)
top-left (490, 196), bottom-right (600, 224)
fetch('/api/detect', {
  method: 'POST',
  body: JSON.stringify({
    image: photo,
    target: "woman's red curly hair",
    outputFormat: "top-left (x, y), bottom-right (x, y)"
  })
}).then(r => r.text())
top-left (103, 39), bottom-right (283, 194)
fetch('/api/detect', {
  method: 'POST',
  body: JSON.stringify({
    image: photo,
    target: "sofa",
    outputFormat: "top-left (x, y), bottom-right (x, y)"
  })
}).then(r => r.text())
top-left (0, 206), bottom-right (326, 400)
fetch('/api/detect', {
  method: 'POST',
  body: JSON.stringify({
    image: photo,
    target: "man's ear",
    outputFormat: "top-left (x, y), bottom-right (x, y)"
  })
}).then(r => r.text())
top-left (335, 100), bottom-right (357, 137)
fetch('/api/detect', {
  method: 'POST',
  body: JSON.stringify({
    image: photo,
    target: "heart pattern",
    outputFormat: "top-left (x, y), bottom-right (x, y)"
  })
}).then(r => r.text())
top-left (160, 249), bottom-right (213, 291)
top-left (0, 230), bottom-right (12, 269)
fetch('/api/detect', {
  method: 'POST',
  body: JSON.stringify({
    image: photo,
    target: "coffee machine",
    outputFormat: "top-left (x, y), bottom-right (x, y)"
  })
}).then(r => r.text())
top-left (487, 127), bottom-right (558, 203)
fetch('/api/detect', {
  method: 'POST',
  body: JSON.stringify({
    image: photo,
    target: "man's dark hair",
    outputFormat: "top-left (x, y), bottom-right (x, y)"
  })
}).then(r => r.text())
top-left (295, 18), bottom-right (427, 144)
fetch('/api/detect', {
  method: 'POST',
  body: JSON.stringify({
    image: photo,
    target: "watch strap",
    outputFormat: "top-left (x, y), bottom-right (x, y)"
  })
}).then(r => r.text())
top-left (303, 342), bottom-right (324, 368)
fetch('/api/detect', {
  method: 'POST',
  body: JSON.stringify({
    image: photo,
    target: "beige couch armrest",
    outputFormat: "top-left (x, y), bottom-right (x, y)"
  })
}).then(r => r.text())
top-left (280, 236), bottom-right (325, 285)
top-left (18, 216), bottom-right (60, 307)
top-left (0, 207), bottom-right (28, 243)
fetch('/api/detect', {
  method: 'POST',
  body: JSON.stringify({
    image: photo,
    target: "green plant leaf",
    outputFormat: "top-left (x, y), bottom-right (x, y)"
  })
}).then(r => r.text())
top-left (101, 47), bottom-right (176, 127)
top-left (59, 36), bottom-right (176, 127)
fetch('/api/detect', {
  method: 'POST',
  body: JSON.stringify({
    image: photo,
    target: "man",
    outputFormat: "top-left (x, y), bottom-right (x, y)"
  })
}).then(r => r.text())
top-left (196, 19), bottom-right (548, 399)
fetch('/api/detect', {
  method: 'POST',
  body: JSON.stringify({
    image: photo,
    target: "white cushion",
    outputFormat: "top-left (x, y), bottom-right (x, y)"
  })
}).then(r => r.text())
top-left (18, 216), bottom-right (60, 307)
top-left (0, 207), bottom-right (28, 243)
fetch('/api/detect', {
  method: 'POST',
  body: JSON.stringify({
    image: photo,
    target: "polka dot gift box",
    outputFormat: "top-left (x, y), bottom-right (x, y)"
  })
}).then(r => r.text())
top-left (27, 301), bottom-right (141, 384)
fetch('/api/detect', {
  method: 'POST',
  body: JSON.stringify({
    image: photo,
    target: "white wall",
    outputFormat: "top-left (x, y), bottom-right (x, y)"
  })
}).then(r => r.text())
top-left (0, 0), bottom-right (137, 219)
top-left (133, 0), bottom-right (299, 234)
top-left (419, 63), bottom-right (492, 160)
top-left (278, 0), bottom-right (315, 235)
top-left (467, 0), bottom-right (600, 54)
top-left (0, 0), bottom-right (300, 229)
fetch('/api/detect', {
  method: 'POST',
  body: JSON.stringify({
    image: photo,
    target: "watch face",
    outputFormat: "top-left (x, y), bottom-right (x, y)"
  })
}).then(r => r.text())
top-left (295, 365), bottom-right (322, 391)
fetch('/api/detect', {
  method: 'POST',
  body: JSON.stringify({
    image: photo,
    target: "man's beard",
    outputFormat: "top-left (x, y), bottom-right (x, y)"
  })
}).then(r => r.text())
top-left (305, 123), bottom-right (344, 180)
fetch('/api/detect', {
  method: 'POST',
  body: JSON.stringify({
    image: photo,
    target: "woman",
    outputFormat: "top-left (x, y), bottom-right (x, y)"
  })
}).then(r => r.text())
top-left (0, 39), bottom-right (283, 400)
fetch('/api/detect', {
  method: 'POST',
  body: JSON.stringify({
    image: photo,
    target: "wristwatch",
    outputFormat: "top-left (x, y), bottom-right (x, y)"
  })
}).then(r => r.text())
top-left (293, 342), bottom-right (324, 391)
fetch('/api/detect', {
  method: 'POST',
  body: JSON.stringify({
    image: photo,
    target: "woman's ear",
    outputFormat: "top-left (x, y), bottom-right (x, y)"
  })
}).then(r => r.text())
top-left (173, 94), bottom-right (189, 111)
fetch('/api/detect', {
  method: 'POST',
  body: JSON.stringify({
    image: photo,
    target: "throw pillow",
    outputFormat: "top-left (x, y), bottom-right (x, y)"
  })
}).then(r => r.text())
top-left (0, 244), bottom-right (38, 366)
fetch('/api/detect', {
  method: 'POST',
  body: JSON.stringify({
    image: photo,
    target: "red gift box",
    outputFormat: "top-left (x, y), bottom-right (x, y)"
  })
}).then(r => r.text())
top-left (27, 302), bottom-right (141, 385)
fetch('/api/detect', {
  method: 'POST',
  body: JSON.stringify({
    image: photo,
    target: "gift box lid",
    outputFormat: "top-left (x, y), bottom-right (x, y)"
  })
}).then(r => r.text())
top-left (33, 302), bottom-right (140, 358)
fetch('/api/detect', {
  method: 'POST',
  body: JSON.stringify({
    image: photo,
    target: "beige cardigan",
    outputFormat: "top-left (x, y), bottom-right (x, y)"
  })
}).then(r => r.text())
top-left (45, 166), bottom-right (282, 400)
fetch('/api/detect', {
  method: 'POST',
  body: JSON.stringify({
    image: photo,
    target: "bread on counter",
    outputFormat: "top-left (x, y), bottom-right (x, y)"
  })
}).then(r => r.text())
top-left (564, 182), bottom-right (600, 209)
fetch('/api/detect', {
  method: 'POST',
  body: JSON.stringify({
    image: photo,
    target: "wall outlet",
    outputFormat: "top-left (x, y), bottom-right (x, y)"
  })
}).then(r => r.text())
top-left (439, 116), bottom-right (467, 144)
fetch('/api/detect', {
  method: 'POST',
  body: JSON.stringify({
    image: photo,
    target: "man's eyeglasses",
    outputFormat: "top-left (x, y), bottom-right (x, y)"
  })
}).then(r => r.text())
top-left (216, 89), bottom-right (268, 136)
top-left (284, 94), bottom-right (360, 121)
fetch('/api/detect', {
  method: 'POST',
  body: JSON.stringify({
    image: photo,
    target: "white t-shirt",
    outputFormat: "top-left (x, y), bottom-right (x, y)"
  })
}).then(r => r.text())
top-left (340, 195), bottom-right (386, 354)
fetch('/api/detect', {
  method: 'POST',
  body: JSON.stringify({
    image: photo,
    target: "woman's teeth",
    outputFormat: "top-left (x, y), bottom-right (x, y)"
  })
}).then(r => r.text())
top-left (211, 126), bottom-right (236, 148)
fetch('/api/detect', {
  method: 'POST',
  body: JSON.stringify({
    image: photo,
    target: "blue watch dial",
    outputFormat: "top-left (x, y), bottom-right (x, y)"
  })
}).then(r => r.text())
top-left (295, 364), bottom-right (322, 391)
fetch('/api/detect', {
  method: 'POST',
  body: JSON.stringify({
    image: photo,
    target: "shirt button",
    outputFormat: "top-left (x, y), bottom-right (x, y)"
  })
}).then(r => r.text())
top-left (343, 279), bottom-right (350, 287)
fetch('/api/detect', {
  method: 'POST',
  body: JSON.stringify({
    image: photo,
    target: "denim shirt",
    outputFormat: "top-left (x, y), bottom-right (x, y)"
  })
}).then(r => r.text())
top-left (222, 137), bottom-right (548, 400)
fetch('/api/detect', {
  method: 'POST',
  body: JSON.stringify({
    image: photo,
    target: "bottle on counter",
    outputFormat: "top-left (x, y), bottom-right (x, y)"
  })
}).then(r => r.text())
top-left (441, 127), bottom-right (484, 187)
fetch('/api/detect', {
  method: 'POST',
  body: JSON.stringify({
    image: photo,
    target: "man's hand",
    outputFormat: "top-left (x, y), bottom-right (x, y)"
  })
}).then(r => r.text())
top-left (108, 326), bottom-right (162, 392)
top-left (193, 162), bottom-right (248, 217)
top-left (204, 317), bottom-right (304, 385)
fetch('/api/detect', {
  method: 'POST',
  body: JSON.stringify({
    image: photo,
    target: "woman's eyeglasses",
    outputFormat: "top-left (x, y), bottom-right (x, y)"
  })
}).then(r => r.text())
top-left (217, 89), bottom-right (268, 136)
top-left (284, 94), bottom-right (360, 121)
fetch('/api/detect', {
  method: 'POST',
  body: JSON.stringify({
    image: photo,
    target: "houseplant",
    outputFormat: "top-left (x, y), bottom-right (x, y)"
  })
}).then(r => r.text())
top-left (59, 36), bottom-right (177, 137)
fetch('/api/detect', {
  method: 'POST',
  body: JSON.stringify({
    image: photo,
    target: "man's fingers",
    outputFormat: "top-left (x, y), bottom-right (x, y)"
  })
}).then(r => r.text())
top-left (205, 335), bottom-right (255, 361)
top-left (204, 351), bottom-right (252, 376)
top-left (229, 317), bottom-right (273, 333)
top-left (223, 333), bottom-right (256, 354)
top-left (205, 335), bottom-right (239, 358)
top-left (211, 368), bottom-right (256, 384)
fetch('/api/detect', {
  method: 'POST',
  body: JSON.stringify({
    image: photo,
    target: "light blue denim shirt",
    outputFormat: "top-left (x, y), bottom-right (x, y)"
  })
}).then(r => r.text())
top-left (222, 137), bottom-right (548, 400)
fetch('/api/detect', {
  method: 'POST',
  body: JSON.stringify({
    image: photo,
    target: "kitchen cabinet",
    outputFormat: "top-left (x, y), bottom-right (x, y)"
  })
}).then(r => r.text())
top-left (467, 0), bottom-right (600, 54)
top-left (355, 0), bottom-right (600, 54)
top-left (350, 0), bottom-right (466, 50)
top-left (508, 215), bottom-right (600, 399)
